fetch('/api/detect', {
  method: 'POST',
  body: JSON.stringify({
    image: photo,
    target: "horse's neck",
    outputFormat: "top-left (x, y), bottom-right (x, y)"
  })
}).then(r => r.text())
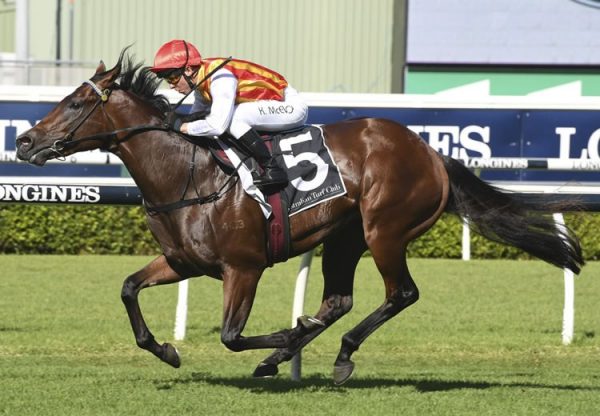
top-left (115, 132), bottom-right (220, 206)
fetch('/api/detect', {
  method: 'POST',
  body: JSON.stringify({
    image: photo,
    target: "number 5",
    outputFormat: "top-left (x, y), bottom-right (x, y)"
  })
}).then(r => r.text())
top-left (279, 132), bottom-right (328, 191)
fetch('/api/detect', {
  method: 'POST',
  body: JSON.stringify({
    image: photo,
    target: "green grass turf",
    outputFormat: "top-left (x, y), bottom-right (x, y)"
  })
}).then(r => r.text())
top-left (0, 255), bottom-right (599, 415)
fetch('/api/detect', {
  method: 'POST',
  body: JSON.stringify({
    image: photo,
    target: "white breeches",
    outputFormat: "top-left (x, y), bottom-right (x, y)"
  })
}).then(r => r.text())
top-left (227, 87), bottom-right (309, 138)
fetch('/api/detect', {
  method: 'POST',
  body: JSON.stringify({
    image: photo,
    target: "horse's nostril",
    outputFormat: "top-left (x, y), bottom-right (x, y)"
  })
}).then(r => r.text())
top-left (16, 135), bottom-right (32, 148)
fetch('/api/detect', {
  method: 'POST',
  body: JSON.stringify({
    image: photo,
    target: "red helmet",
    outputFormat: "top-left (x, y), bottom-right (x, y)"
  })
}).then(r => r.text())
top-left (150, 40), bottom-right (202, 73)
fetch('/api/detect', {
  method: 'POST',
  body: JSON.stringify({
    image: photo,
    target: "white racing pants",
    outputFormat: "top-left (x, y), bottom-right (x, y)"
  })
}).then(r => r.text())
top-left (227, 87), bottom-right (308, 138)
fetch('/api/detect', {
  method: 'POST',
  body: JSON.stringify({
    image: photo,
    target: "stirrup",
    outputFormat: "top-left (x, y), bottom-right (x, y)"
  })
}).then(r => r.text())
top-left (253, 167), bottom-right (288, 190)
top-left (253, 175), bottom-right (289, 188)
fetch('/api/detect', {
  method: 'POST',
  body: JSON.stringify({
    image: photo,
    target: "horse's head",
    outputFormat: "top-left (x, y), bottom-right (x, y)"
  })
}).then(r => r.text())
top-left (16, 61), bottom-right (123, 166)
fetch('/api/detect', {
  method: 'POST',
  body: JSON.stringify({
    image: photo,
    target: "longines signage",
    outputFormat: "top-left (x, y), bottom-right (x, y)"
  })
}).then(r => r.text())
top-left (0, 184), bottom-right (101, 203)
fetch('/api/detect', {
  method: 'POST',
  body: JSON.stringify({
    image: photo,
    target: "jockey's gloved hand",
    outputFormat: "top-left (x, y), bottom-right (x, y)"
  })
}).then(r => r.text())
top-left (164, 110), bottom-right (211, 132)
top-left (182, 109), bottom-right (210, 122)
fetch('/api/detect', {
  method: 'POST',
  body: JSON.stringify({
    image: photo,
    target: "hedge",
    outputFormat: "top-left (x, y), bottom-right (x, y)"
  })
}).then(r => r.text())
top-left (0, 205), bottom-right (156, 255)
top-left (1, 204), bottom-right (599, 260)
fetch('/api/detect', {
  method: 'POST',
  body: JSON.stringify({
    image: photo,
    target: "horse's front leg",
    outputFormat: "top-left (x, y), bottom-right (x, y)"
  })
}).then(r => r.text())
top-left (219, 267), bottom-right (293, 352)
top-left (121, 255), bottom-right (185, 368)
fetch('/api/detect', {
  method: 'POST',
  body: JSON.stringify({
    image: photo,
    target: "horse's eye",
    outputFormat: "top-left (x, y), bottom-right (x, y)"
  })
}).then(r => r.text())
top-left (69, 101), bottom-right (82, 110)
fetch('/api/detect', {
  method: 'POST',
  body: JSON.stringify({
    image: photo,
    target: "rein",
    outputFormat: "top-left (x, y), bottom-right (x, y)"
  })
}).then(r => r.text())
top-left (170, 56), bottom-right (232, 113)
top-left (52, 78), bottom-right (239, 213)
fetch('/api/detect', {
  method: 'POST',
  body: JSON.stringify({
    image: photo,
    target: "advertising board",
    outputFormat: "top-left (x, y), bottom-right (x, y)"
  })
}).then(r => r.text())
top-left (2, 91), bottom-right (600, 182)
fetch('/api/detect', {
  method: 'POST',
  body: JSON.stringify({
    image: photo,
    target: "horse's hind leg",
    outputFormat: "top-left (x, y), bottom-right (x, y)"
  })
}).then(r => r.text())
top-left (121, 255), bottom-right (185, 368)
top-left (330, 146), bottom-right (448, 385)
top-left (333, 249), bottom-right (418, 385)
top-left (254, 224), bottom-right (367, 378)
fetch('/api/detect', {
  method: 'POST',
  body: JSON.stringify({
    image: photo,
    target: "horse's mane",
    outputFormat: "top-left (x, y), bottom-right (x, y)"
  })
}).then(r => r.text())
top-left (94, 47), bottom-right (171, 114)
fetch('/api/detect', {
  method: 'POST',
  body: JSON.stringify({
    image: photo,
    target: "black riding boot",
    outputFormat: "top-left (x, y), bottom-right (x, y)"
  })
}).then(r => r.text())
top-left (237, 129), bottom-right (288, 190)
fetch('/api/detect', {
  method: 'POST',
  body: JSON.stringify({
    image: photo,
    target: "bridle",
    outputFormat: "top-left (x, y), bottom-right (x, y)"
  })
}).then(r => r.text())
top-left (49, 79), bottom-right (169, 159)
top-left (49, 80), bottom-right (115, 158)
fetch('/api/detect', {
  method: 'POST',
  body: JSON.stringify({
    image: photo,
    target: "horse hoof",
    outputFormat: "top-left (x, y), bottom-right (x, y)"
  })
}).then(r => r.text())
top-left (333, 360), bottom-right (354, 385)
top-left (253, 362), bottom-right (279, 378)
top-left (162, 343), bottom-right (181, 368)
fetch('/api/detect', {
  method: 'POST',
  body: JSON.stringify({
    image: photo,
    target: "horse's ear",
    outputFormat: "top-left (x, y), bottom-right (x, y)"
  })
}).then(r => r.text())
top-left (94, 59), bottom-right (120, 83)
top-left (104, 61), bottom-right (121, 83)
top-left (95, 60), bottom-right (106, 74)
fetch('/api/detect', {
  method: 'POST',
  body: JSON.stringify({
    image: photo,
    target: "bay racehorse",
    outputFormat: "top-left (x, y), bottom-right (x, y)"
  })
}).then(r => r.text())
top-left (15, 52), bottom-right (584, 385)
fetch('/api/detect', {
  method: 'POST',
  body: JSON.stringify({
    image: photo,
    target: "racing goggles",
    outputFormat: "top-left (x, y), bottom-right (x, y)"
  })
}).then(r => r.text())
top-left (158, 69), bottom-right (184, 85)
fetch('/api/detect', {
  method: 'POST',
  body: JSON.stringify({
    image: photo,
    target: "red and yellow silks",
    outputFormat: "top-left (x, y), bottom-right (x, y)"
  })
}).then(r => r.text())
top-left (195, 58), bottom-right (288, 103)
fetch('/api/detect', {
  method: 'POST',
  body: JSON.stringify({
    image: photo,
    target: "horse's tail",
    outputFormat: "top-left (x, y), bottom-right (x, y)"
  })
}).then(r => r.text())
top-left (441, 155), bottom-right (584, 274)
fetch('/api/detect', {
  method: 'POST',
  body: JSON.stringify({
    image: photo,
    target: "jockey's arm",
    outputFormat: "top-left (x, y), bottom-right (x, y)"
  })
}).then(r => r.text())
top-left (189, 90), bottom-right (210, 118)
top-left (182, 69), bottom-right (237, 137)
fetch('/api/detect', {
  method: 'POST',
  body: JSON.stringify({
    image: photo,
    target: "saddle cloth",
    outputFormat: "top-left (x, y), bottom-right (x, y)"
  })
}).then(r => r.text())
top-left (214, 125), bottom-right (347, 218)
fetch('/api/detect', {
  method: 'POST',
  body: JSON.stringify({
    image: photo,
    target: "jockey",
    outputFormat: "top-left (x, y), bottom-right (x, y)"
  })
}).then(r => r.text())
top-left (150, 39), bottom-right (308, 190)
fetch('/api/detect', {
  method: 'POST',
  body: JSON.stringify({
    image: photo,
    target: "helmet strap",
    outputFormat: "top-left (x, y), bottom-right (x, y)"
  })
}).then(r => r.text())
top-left (181, 41), bottom-right (197, 91)
top-left (183, 72), bottom-right (196, 91)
